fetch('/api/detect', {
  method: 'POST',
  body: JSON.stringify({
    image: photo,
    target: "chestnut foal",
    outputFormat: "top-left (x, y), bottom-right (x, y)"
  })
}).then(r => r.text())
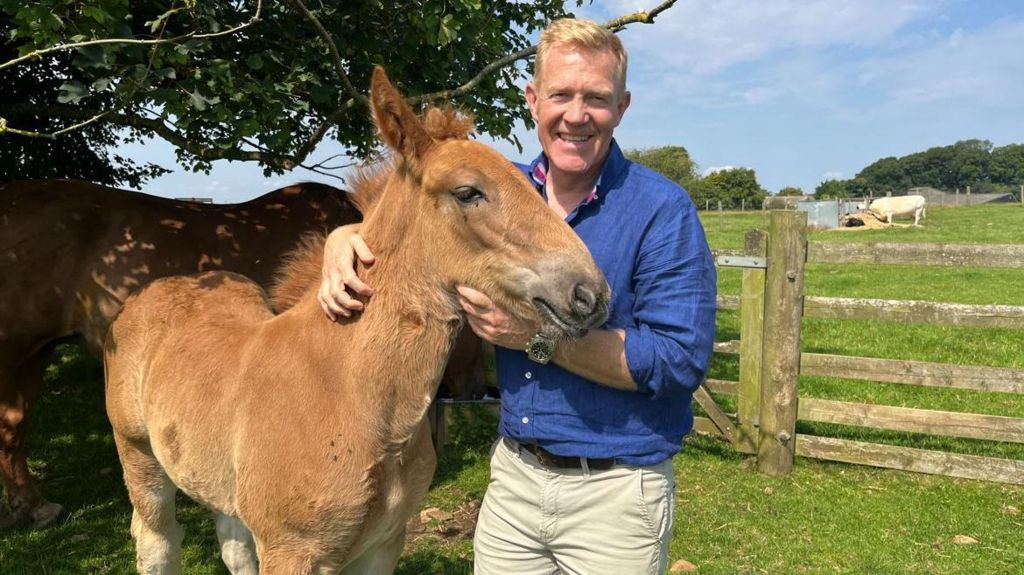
top-left (104, 67), bottom-right (609, 574)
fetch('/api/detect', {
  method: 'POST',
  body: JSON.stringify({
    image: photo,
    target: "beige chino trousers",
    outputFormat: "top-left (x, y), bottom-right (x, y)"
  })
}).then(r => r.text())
top-left (473, 437), bottom-right (675, 575)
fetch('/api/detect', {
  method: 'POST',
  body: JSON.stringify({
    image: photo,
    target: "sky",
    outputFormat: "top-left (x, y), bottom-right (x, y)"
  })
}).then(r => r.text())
top-left (120, 0), bottom-right (1024, 203)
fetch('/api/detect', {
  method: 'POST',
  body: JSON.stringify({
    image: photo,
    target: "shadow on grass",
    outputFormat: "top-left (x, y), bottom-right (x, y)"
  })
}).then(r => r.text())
top-left (431, 404), bottom-right (498, 487)
top-left (397, 548), bottom-right (473, 575)
top-left (2, 343), bottom-right (490, 573)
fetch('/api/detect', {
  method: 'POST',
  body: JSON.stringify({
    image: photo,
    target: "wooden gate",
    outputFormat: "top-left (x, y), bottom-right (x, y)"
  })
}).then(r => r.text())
top-left (707, 210), bottom-right (1024, 484)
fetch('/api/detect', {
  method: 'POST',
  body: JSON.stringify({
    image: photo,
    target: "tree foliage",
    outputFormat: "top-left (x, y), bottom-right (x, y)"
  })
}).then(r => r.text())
top-left (624, 145), bottom-right (699, 189)
top-left (845, 139), bottom-right (1024, 195)
top-left (814, 179), bottom-right (848, 199)
top-left (0, 13), bottom-right (167, 186)
top-left (2, 1), bottom-right (678, 184)
top-left (626, 145), bottom-right (768, 209)
top-left (777, 186), bottom-right (804, 197)
top-left (695, 167), bottom-right (766, 209)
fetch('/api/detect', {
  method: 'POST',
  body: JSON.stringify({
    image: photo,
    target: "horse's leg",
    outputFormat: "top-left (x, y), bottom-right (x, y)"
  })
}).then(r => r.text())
top-left (339, 528), bottom-right (407, 575)
top-left (0, 350), bottom-right (64, 529)
top-left (214, 512), bottom-right (259, 575)
top-left (114, 434), bottom-right (183, 575)
top-left (256, 550), bottom-right (314, 575)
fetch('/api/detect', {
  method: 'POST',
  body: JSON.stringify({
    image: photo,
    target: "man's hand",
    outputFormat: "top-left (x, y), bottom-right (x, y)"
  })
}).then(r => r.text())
top-left (456, 286), bottom-right (538, 350)
top-left (318, 224), bottom-right (376, 320)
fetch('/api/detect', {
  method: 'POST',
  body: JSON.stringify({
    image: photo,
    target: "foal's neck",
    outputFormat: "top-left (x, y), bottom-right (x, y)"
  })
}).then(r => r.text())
top-left (282, 192), bottom-right (460, 445)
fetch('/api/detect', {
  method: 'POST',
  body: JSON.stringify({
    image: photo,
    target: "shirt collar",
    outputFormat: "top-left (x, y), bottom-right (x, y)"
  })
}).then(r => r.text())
top-left (527, 139), bottom-right (627, 205)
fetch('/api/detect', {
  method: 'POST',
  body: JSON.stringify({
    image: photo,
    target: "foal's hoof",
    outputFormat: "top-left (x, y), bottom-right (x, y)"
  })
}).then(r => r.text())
top-left (1, 501), bottom-right (66, 530)
top-left (29, 501), bottom-right (66, 530)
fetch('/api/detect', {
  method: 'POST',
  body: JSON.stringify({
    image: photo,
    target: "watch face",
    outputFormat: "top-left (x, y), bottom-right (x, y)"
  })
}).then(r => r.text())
top-left (528, 334), bottom-right (555, 363)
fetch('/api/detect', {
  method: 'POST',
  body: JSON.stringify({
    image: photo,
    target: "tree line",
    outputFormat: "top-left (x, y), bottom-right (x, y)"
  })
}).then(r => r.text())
top-left (625, 139), bottom-right (1024, 208)
top-left (624, 146), bottom-right (767, 210)
top-left (815, 139), bottom-right (1024, 199)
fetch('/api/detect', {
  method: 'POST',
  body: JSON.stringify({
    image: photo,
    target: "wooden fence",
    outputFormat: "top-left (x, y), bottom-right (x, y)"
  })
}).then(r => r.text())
top-left (706, 210), bottom-right (1024, 484)
top-left (432, 210), bottom-right (1024, 485)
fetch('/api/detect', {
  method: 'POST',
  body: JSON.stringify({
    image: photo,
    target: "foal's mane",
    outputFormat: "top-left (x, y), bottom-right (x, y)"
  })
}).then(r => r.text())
top-left (269, 106), bottom-right (475, 312)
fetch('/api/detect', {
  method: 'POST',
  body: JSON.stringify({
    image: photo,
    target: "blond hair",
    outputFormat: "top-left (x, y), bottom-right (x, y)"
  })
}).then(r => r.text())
top-left (535, 18), bottom-right (628, 93)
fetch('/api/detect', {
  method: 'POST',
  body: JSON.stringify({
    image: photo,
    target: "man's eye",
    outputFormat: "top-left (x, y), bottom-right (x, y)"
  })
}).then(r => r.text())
top-left (453, 186), bottom-right (486, 206)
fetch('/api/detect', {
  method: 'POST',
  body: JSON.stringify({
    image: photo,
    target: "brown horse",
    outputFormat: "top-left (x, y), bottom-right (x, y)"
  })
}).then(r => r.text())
top-left (0, 178), bottom-right (353, 528)
top-left (104, 66), bottom-right (609, 574)
top-left (0, 177), bottom-right (482, 529)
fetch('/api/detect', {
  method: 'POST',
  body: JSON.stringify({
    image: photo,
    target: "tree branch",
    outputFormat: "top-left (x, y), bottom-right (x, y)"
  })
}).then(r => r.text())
top-left (408, 0), bottom-right (680, 105)
top-left (283, 0), bottom-right (368, 109)
top-left (290, 0), bottom-right (682, 161)
top-left (1, 1), bottom-right (679, 172)
top-left (603, 0), bottom-right (678, 33)
top-left (0, 1), bottom-right (263, 73)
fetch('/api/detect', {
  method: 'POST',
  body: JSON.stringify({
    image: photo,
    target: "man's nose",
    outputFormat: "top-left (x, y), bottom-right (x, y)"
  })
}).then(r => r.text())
top-left (564, 96), bottom-right (588, 123)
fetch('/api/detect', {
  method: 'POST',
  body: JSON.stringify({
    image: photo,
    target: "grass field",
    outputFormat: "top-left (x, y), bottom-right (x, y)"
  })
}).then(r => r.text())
top-left (1, 203), bottom-right (1022, 574)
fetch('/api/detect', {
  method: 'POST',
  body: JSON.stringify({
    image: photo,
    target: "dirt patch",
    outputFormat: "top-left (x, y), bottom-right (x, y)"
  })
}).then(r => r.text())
top-left (404, 500), bottom-right (481, 551)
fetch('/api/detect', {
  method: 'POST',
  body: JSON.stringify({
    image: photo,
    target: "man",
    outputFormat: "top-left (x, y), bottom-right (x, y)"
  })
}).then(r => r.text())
top-left (320, 18), bottom-right (717, 574)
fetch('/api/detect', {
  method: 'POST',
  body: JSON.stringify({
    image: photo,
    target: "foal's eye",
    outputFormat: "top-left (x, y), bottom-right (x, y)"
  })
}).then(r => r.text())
top-left (452, 186), bottom-right (486, 206)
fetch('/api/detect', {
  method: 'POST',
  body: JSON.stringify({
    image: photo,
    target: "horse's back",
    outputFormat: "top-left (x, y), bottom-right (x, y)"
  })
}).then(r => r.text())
top-left (1, 179), bottom-right (360, 353)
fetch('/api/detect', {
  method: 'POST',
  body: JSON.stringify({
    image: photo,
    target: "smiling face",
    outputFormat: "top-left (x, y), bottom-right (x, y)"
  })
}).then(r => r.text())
top-left (526, 45), bottom-right (631, 189)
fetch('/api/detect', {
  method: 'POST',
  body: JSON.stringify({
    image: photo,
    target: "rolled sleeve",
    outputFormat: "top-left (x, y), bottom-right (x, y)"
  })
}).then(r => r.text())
top-left (624, 198), bottom-right (717, 398)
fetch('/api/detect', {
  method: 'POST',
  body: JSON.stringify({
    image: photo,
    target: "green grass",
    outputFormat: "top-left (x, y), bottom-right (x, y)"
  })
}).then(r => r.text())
top-left (2, 203), bottom-right (1022, 574)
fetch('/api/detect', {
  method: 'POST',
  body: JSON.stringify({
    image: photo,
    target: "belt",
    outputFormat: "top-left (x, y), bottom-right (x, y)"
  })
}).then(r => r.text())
top-left (508, 438), bottom-right (617, 471)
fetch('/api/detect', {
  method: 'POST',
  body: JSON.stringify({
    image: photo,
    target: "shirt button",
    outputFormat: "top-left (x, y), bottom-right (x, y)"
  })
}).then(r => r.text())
top-left (525, 371), bottom-right (532, 379)
top-left (522, 417), bottom-right (530, 424)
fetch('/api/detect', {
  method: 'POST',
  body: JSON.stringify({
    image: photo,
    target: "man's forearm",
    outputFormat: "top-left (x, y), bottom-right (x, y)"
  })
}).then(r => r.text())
top-left (552, 328), bottom-right (638, 392)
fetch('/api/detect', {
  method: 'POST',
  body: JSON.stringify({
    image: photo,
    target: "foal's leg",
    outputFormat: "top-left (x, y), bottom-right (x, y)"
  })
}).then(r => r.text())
top-left (214, 512), bottom-right (259, 575)
top-left (114, 435), bottom-right (183, 575)
top-left (340, 528), bottom-right (407, 575)
top-left (0, 350), bottom-right (64, 529)
top-left (257, 550), bottom-right (315, 575)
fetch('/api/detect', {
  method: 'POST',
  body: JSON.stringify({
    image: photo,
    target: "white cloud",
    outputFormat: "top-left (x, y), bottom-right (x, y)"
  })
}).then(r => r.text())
top-left (703, 165), bottom-right (738, 176)
top-left (602, 0), bottom-right (938, 75)
top-left (860, 19), bottom-right (1024, 109)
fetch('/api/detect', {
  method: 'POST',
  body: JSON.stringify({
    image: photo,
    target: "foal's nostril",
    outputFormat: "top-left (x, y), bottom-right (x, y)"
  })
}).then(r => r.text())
top-left (571, 284), bottom-right (598, 317)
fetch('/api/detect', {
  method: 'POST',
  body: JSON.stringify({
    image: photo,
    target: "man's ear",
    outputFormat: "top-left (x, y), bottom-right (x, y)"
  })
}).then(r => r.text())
top-left (613, 90), bottom-right (631, 127)
top-left (525, 81), bottom-right (541, 123)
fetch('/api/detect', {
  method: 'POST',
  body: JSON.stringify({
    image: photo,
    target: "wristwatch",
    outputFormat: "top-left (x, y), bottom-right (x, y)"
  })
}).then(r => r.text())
top-left (526, 332), bottom-right (556, 364)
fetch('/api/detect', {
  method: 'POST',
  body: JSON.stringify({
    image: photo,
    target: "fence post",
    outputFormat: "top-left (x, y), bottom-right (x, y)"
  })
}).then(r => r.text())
top-left (736, 229), bottom-right (767, 454)
top-left (757, 210), bottom-right (807, 475)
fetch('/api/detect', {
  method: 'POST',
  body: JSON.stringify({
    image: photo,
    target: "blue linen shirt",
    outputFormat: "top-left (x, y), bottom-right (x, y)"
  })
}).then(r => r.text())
top-left (497, 140), bottom-right (717, 466)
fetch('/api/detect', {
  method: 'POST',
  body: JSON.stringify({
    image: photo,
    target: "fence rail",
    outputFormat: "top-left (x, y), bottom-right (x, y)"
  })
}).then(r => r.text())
top-left (794, 435), bottom-right (1024, 485)
top-left (808, 242), bottom-right (1024, 268)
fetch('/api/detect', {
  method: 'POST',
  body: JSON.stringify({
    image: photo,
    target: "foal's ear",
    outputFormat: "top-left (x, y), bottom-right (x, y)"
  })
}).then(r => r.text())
top-left (370, 66), bottom-right (433, 163)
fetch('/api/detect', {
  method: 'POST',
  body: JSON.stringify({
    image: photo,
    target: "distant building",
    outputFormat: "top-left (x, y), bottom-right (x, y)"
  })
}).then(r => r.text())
top-left (174, 197), bottom-right (214, 204)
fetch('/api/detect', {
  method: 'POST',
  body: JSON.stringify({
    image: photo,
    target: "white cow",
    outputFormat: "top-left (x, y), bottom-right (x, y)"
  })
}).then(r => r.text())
top-left (857, 195), bottom-right (927, 225)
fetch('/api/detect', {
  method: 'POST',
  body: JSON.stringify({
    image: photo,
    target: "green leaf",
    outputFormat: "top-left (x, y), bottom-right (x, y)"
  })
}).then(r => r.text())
top-left (438, 14), bottom-right (461, 46)
top-left (57, 81), bottom-right (89, 104)
top-left (91, 77), bottom-right (112, 92)
top-left (82, 6), bottom-right (107, 23)
top-left (146, 7), bottom-right (179, 33)
top-left (245, 54), bottom-right (264, 70)
top-left (188, 90), bottom-right (210, 111)
top-left (44, 12), bottom-right (64, 32)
